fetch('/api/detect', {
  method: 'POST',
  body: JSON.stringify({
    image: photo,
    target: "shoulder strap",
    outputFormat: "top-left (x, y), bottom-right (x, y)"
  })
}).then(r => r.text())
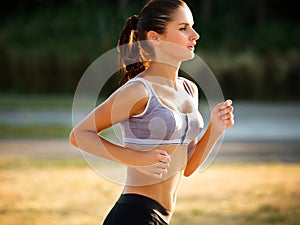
top-left (181, 78), bottom-right (194, 97)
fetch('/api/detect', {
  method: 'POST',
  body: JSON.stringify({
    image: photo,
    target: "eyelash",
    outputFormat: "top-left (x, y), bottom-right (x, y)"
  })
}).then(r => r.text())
top-left (180, 27), bottom-right (187, 31)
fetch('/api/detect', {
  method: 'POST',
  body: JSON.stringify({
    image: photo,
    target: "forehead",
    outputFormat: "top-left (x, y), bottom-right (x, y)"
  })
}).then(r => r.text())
top-left (170, 6), bottom-right (194, 24)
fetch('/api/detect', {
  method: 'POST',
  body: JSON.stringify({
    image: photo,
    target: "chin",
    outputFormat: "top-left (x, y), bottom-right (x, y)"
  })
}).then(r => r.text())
top-left (189, 51), bottom-right (195, 59)
top-left (180, 51), bottom-right (195, 62)
top-left (157, 46), bottom-right (195, 64)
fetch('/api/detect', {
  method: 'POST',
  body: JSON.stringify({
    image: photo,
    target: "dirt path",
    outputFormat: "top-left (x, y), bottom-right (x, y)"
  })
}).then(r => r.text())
top-left (0, 139), bottom-right (81, 158)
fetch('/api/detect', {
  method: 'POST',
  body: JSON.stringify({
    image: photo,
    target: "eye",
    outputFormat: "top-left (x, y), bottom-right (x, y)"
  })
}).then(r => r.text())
top-left (179, 27), bottom-right (187, 31)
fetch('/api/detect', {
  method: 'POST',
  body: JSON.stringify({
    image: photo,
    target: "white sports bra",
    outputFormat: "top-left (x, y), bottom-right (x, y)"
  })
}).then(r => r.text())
top-left (119, 77), bottom-right (204, 146)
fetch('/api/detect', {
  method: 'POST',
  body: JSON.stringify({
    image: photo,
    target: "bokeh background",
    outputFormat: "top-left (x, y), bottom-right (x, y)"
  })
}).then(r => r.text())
top-left (0, 0), bottom-right (299, 99)
top-left (0, 0), bottom-right (299, 225)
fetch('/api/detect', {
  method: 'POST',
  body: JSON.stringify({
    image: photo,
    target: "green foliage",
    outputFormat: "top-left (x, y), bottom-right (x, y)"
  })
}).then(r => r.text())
top-left (0, 95), bottom-right (73, 109)
top-left (0, 124), bottom-right (71, 139)
top-left (200, 49), bottom-right (300, 101)
top-left (0, 0), bottom-right (299, 100)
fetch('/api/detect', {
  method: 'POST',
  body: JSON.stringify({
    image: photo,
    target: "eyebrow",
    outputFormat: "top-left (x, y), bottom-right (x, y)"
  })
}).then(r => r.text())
top-left (178, 22), bottom-right (194, 26)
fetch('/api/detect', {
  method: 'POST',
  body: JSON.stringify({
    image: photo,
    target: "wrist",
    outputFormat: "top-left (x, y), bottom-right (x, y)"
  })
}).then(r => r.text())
top-left (208, 121), bottom-right (224, 140)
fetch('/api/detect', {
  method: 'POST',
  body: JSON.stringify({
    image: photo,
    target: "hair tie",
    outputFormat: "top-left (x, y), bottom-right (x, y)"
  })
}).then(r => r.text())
top-left (129, 15), bottom-right (139, 31)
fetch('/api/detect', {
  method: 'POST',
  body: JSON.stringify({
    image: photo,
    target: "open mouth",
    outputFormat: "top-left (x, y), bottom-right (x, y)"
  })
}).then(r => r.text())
top-left (188, 45), bottom-right (195, 51)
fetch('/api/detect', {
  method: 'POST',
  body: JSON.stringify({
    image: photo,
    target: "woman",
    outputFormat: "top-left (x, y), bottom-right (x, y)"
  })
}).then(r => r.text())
top-left (69, 0), bottom-right (234, 224)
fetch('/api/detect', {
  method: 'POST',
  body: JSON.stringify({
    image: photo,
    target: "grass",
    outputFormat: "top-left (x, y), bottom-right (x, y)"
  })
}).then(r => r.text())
top-left (0, 123), bottom-right (115, 139)
top-left (0, 159), bottom-right (299, 225)
top-left (0, 94), bottom-right (109, 139)
top-left (0, 95), bottom-right (73, 109)
top-left (0, 157), bottom-right (87, 170)
top-left (0, 124), bottom-right (71, 139)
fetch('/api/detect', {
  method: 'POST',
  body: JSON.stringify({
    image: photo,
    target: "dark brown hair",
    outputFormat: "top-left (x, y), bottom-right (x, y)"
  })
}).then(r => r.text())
top-left (118, 0), bottom-right (186, 85)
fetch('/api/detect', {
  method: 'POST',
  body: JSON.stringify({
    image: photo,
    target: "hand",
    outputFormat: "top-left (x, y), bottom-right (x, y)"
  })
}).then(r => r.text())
top-left (210, 99), bottom-right (234, 136)
top-left (132, 149), bottom-right (171, 179)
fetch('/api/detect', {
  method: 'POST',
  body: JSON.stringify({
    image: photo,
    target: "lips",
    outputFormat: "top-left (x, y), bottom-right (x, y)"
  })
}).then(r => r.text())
top-left (188, 45), bottom-right (195, 51)
top-left (188, 43), bottom-right (196, 51)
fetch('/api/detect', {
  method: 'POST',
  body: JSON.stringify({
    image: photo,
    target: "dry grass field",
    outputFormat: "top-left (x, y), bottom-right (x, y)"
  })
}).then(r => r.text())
top-left (0, 157), bottom-right (299, 225)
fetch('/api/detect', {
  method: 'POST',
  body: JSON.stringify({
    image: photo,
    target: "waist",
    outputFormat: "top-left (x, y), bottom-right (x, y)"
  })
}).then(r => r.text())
top-left (117, 193), bottom-right (171, 224)
top-left (125, 168), bottom-right (184, 211)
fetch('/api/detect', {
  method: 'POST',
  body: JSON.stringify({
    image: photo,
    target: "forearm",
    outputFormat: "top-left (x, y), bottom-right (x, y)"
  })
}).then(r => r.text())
top-left (184, 122), bottom-right (222, 176)
top-left (69, 130), bottom-right (149, 167)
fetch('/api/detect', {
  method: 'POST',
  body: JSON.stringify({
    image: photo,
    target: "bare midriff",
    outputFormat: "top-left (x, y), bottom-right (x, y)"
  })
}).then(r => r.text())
top-left (123, 144), bottom-right (188, 212)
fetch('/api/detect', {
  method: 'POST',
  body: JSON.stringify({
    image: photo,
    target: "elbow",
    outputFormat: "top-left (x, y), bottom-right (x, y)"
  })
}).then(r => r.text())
top-left (183, 166), bottom-right (194, 177)
top-left (69, 130), bottom-right (78, 147)
top-left (184, 169), bottom-right (192, 177)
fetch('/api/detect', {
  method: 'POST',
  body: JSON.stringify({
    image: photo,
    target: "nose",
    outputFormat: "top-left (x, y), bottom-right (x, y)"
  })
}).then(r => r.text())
top-left (190, 27), bottom-right (200, 41)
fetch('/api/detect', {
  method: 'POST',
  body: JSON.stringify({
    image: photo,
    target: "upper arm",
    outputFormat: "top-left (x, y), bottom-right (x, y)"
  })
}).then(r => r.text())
top-left (73, 81), bottom-right (149, 133)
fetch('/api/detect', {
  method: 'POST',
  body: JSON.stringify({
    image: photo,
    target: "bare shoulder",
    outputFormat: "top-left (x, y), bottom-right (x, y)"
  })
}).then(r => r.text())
top-left (118, 79), bottom-right (149, 101)
top-left (106, 79), bottom-right (149, 117)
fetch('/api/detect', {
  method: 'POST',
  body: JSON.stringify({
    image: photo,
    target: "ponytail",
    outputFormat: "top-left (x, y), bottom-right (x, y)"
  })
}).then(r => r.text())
top-left (118, 0), bottom-right (186, 85)
top-left (118, 15), bottom-right (150, 85)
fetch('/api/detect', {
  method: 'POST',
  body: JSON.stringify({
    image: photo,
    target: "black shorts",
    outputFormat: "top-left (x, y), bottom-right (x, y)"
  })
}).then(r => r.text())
top-left (102, 194), bottom-right (170, 225)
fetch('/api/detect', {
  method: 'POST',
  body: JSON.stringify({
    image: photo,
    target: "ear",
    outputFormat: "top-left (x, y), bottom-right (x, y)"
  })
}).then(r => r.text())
top-left (147, 31), bottom-right (160, 43)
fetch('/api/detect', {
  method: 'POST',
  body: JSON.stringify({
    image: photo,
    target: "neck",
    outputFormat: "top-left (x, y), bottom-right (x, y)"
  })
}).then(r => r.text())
top-left (144, 62), bottom-right (181, 86)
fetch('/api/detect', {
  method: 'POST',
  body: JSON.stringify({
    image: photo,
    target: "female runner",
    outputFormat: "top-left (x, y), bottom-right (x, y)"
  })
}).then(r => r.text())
top-left (70, 0), bottom-right (234, 224)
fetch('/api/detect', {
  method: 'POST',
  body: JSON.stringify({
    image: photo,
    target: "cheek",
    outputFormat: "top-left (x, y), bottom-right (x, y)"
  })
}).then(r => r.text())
top-left (163, 31), bottom-right (186, 45)
top-left (160, 41), bottom-right (194, 61)
top-left (168, 33), bottom-right (186, 45)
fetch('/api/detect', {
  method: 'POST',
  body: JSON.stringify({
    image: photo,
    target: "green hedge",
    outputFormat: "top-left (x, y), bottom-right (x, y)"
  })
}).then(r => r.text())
top-left (0, 1), bottom-right (299, 101)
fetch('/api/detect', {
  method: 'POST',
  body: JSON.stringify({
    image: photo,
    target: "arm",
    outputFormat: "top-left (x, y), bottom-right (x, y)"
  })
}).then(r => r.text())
top-left (69, 81), bottom-right (170, 168)
top-left (184, 100), bottom-right (234, 176)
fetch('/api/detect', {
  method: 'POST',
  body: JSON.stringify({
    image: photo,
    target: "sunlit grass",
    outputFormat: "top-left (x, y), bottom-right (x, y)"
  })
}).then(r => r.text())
top-left (0, 159), bottom-right (299, 225)
top-left (175, 163), bottom-right (300, 225)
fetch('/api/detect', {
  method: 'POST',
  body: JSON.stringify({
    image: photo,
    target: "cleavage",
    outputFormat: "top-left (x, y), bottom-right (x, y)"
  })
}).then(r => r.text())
top-left (149, 80), bottom-right (194, 114)
top-left (158, 97), bottom-right (192, 114)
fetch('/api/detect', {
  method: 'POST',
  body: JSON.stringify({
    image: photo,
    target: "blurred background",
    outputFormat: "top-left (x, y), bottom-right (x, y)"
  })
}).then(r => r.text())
top-left (0, 0), bottom-right (299, 153)
top-left (0, 0), bottom-right (299, 225)
top-left (0, 0), bottom-right (299, 99)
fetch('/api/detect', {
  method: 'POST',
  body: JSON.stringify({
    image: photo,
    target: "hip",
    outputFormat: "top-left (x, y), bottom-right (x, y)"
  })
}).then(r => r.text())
top-left (103, 193), bottom-right (171, 225)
